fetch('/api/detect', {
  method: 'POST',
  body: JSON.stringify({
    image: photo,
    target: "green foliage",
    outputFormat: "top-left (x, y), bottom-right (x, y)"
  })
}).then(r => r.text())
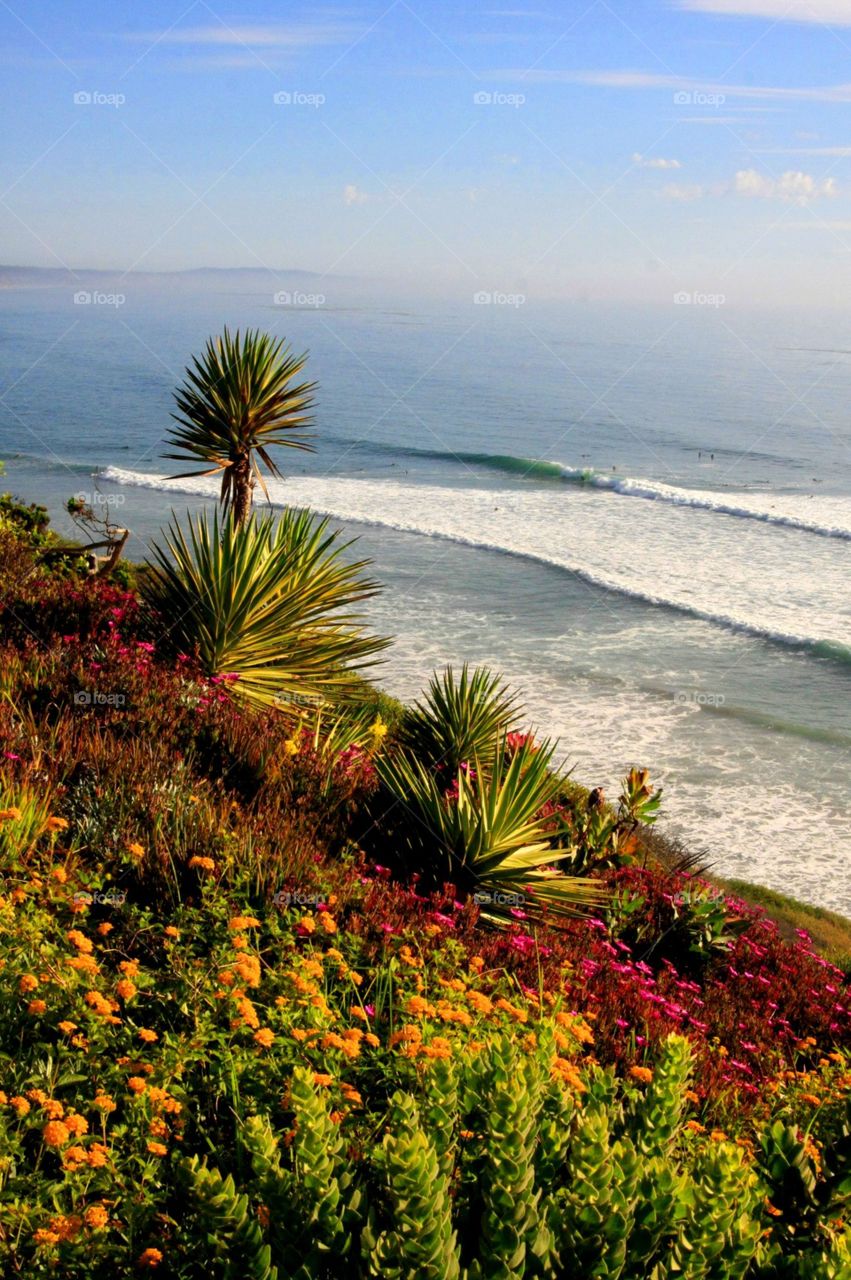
top-left (164, 327), bottom-right (316, 525)
top-left (378, 734), bottom-right (606, 923)
top-left (142, 507), bottom-right (388, 707)
top-left (400, 664), bottom-right (523, 770)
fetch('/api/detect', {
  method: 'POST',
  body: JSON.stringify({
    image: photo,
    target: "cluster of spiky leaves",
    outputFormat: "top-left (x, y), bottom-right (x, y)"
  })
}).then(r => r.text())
top-left (142, 507), bottom-right (388, 707)
top-left (164, 327), bottom-right (316, 524)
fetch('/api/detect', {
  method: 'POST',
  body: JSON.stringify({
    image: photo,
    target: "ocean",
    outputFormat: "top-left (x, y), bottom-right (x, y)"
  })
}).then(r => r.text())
top-left (1, 280), bottom-right (849, 912)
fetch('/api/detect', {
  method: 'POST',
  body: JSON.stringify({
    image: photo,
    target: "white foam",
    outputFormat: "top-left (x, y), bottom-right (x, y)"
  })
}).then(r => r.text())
top-left (556, 465), bottom-right (851, 540)
top-left (101, 465), bottom-right (851, 656)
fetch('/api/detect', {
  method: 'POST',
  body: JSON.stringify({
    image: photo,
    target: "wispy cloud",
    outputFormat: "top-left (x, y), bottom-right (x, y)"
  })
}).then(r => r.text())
top-left (125, 23), bottom-right (361, 49)
top-left (343, 183), bottom-right (368, 206)
top-left (677, 0), bottom-right (851, 25)
top-left (755, 146), bottom-right (851, 155)
top-left (734, 168), bottom-right (839, 203)
top-left (633, 152), bottom-right (682, 169)
top-left (488, 68), bottom-right (851, 103)
top-left (664, 183), bottom-right (706, 200)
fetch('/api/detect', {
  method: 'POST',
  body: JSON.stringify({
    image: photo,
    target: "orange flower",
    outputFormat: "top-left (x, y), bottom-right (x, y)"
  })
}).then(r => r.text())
top-left (27, 998), bottom-right (47, 1015)
top-left (127, 842), bottom-right (145, 859)
top-left (119, 960), bottom-right (140, 979)
top-left (18, 974), bottom-right (39, 993)
top-left (45, 816), bottom-right (69, 833)
top-left (96, 921), bottom-right (113, 936)
top-left (0, 807), bottom-right (22, 821)
top-left (58, 1020), bottom-right (77, 1035)
top-left (42, 1120), bottom-right (71, 1148)
top-left (146, 1141), bottom-right (168, 1157)
top-left (364, 1033), bottom-right (380, 1048)
top-left (254, 1028), bottom-right (275, 1049)
top-left (164, 926), bottom-right (180, 939)
top-left (65, 1114), bottom-right (88, 1137)
top-left (138, 1029), bottom-right (158, 1043)
top-left (297, 915), bottom-right (316, 934)
top-left (317, 912), bottom-right (337, 934)
top-left (86, 1143), bottom-right (109, 1168)
top-left (188, 856), bottom-right (215, 872)
top-left (138, 1247), bottom-right (163, 1268)
top-left (127, 1077), bottom-right (147, 1095)
top-left (67, 929), bottom-right (93, 953)
top-left (229, 915), bottom-right (261, 930)
top-left (93, 1092), bottom-right (116, 1112)
top-left (33, 1228), bottom-right (61, 1248)
top-left (312, 1073), bottom-right (333, 1087)
top-left (10, 1095), bottom-right (31, 1116)
top-left (116, 979), bottom-right (137, 1001)
top-left (628, 1066), bottom-right (654, 1085)
top-left (84, 1204), bottom-right (109, 1230)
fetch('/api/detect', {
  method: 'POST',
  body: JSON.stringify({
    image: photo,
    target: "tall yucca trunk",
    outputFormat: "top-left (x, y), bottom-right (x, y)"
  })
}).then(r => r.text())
top-left (231, 454), bottom-right (254, 529)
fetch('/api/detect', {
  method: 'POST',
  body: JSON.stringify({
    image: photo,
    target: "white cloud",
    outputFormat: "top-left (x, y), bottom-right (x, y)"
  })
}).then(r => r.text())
top-left (632, 152), bottom-right (682, 169)
top-left (343, 184), bottom-right (368, 206)
top-left (127, 23), bottom-right (358, 48)
top-left (664, 183), bottom-right (705, 200)
top-left (734, 168), bottom-right (839, 203)
top-left (677, 0), bottom-right (851, 25)
top-left (489, 68), bottom-right (851, 103)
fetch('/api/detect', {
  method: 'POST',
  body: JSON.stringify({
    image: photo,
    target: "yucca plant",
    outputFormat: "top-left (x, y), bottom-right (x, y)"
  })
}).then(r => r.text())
top-left (377, 735), bottom-right (605, 924)
top-left (400, 665), bottom-right (523, 772)
top-left (164, 328), bottom-right (316, 527)
top-left (142, 507), bottom-right (388, 708)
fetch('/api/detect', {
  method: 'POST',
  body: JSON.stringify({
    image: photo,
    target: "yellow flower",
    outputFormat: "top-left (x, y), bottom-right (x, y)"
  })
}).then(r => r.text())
top-left (138, 1028), bottom-right (158, 1043)
top-left (369, 715), bottom-right (388, 745)
top-left (254, 1028), bottom-right (275, 1049)
top-left (42, 1120), bottom-right (71, 1148)
top-left (628, 1065), bottom-right (654, 1085)
top-left (283, 738), bottom-right (299, 756)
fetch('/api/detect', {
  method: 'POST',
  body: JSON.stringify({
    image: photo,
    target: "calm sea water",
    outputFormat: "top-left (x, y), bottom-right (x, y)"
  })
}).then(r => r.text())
top-left (1, 282), bottom-right (849, 911)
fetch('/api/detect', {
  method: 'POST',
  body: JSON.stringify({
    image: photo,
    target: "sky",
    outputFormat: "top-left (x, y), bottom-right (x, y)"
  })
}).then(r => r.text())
top-left (3, 0), bottom-right (851, 304)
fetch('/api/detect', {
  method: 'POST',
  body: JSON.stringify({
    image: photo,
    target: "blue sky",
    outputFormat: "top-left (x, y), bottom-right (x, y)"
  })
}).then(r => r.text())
top-left (3, 0), bottom-right (851, 303)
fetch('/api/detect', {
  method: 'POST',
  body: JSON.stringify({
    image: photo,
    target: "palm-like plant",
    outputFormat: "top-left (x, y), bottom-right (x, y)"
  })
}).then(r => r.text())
top-left (164, 328), bottom-right (316, 527)
top-left (142, 507), bottom-right (388, 707)
top-left (401, 665), bottom-right (523, 772)
top-left (378, 736), bottom-right (606, 925)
